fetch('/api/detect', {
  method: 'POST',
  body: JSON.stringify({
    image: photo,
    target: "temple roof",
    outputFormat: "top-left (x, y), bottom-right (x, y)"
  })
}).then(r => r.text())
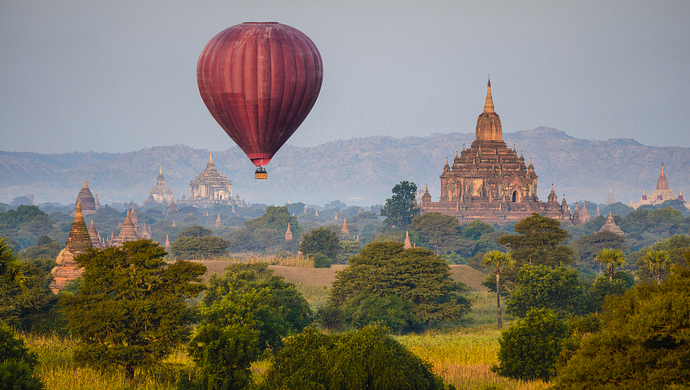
top-left (656, 163), bottom-right (669, 190)
top-left (475, 78), bottom-right (503, 142)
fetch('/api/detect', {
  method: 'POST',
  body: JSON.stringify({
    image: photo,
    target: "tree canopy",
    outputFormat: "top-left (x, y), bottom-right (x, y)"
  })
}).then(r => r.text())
top-left (493, 308), bottom-right (568, 381)
top-left (409, 212), bottom-right (461, 254)
top-left (258, 325), bottom-right (451, 390)
top-left (554, 265), bottom-right (690, 389)
top-left (59, 240), bottom-right (206, 383)
top-left (506, 265), bottom-right (589, 319)
top-left (325, 242), bottom-right (470, 331)
top-left (380, 181), bottom-right (420, 230)
top-left (170, 235), bottom-right (230, 259)
top-left (300, 227), bottom-right (340, 261)
top-left (498, 213), bottom-right (573, 266)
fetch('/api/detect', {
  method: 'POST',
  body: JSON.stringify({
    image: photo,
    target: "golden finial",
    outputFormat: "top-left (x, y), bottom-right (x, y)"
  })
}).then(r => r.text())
top-left (160, 163), bottom-right (163, 175)
top-left (484, 77), bottom-right (495, 113)
top-left (209, 152), bottom-right (213, 164)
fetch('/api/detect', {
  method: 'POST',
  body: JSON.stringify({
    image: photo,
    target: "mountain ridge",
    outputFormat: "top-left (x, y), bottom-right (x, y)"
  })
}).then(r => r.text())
top-left (1, 127), bottom-right (688, 207)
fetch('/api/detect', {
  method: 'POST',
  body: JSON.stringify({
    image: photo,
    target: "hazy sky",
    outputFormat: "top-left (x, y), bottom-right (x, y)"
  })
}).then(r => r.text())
top-left (1, 0), bottom-right (689, 154)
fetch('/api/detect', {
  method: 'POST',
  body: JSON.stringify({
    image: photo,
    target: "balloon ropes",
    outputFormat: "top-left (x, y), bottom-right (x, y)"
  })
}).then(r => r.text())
top-left (197, 22), bottom-right (323, 179)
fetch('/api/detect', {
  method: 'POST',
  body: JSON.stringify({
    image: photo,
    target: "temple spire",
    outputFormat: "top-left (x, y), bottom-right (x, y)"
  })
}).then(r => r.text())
top-left (160, 163), bottom-right (163, 175)
top-left (484, 76), bottom-right (495, 113)
top-left (209, 152), bottom-right (213, 164)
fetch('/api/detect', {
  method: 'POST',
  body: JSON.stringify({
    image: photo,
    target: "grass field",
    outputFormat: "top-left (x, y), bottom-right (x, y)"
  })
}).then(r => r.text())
top-left (23, 257), bottom-right (544, 389)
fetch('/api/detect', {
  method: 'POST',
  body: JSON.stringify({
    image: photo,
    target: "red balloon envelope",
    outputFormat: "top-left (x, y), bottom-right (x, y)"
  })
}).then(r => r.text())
top-left (197, 22), bottom-right (323, 178)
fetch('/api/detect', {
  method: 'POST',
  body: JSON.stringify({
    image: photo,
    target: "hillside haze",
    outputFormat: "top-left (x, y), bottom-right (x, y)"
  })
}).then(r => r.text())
top-left (1, 127), bottom-right (688, 207)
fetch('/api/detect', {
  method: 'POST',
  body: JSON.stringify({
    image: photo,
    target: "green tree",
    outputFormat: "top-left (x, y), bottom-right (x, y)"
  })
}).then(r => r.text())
top-left (60, 240), bottom-right (206, 384)
top-left (587, 271), bottom-right (635, 312)
top-left (506, 265), bottom-right (589, 319)
top-left (178, 225), bottom-right (214, 237)
top-left (409, 212), bottom-right (461, 254)
top-left (202, 262), bottom-right (312, 352)
top-left (0, 325), bottom-right (38, 368)
top-left (570, 230), bottom-right (627, 273)
top-left (482, 251), bottom-right (512, 328)
top-left (336, 240), bottom-right (361, 264)
top-left (0, 359), bottom-right (45, 390)
top-left (380, 181), bottom-right (420, 230)
top-left (462, 220), bottom-right (495, 240)
top-left (20, 236), bottom-right (61, 260)
top-left (258, 325), bottom-right (451, 390)
top-left (243, 206), bottom-right (299, 234)
top-left (594, 248), bottom-right (625, 281)
top-left (300, 227), bottom-right (340, 261)
top-left (185, 286), bottom-right (267, 390)
top-left (0, 263), bottom-right (59, 332)
top-left (170, 236), bottom-right (230, 259)
top-left (498, 213), bottom-right (573, 266)
top-left (0, 236), bottom-right (27, 288)
top-left (641, 250), bottom-right (670, 285)
top-left (554, 266), bottom-right (690, 389)
top-left (492, 308), bottom-right (568, 381)
top-left (326, 242), bottom-right (470, 330)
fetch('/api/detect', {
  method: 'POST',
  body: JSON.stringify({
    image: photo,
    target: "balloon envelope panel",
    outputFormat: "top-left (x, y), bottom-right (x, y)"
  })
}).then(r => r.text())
top-left (197, 22), bottom-right (323, 167)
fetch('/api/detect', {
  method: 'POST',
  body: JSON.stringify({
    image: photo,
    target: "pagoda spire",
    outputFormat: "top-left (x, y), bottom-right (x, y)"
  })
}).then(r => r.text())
top-left (209, 152), bottom-right (213, 164)
top-left (483, 76), bottom-right (495, 113)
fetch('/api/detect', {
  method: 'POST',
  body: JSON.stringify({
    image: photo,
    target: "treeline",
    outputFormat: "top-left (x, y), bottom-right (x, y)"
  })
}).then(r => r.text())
top-left (1, 237), bottom-right (460, 389)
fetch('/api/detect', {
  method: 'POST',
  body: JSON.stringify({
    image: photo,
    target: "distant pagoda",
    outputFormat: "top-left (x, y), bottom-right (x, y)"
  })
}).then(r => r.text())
top-left (72, 181), bottom-right (97, 215)
top-left (50, 203), bottom-right (92, 293)
top-left (631, 163), bottom-right (687, 209)
top-left (186, 153), bottom-right (234, 207)
top-left (148, 164), bottom-right (174, 204)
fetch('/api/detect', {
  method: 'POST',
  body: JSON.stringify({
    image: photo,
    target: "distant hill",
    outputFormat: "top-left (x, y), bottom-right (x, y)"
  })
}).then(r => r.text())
top-left (1, 127), bottom-right (689, 207)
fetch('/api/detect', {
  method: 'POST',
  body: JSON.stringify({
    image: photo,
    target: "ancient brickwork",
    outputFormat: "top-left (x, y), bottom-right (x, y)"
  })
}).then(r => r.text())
top-left (420, 80), bottom-right (570, 224)
top-left (50, 203), bottom-right (92, 293)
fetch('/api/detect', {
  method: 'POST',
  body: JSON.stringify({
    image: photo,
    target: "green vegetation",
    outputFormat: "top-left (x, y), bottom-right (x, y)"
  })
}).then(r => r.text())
top-left (482, 251), bottom-right (512, 328)
top-left (554, 266), bottom-right (690, 389)
top-left (300, 227), bottom-right (340, 263)
top-left (324, 242), bottom-right (470, 332)
top-left (60, 240), bottom-right (206, 384)
top-left (259, 325), bottom-right (452, 390)
top-left (506, 265), bottom-right (588, 319)
top-left (492, 308), bottom-right (568, 381)
top-left (381, 180), bottom-right (420, 230)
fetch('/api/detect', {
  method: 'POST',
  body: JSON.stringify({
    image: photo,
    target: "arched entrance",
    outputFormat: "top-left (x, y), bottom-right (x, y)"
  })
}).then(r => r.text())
top-left (512, 191), bottom-right (518, 202)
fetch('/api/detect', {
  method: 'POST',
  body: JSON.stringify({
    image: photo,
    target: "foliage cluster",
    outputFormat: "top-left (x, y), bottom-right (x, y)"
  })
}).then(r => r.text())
top-left (259, 325), bottom-right (453, 390)
top-left (322, 242), bottom-right (470, 332)
top-left (60, 240), bottom-right (206, 383)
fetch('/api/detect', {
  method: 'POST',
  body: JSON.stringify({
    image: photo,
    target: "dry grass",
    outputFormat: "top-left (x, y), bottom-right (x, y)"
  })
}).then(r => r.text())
top-left (24, 332), bottom-right (194, 390)
top-left (449, 265), bottom-right (489, 292)
top-left (397, 328), bottom-right (550, 390)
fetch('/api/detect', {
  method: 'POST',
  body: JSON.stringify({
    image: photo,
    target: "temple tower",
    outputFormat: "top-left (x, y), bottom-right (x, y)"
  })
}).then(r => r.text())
top-left (50, 203), bottom-right (93, 293)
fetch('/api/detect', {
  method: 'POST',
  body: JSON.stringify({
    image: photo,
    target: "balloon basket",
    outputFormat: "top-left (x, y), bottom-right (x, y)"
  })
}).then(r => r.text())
top-left (254, 167), bottom-right (268, 180)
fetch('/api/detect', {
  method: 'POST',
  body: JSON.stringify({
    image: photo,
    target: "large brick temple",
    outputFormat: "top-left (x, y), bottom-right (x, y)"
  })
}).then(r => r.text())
top-left (420, 80), bottom-right (572, 224)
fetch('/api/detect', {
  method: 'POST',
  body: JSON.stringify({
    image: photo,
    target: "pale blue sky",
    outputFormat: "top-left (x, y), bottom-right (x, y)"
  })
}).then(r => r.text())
top-left (1, 0), bottom-right (689, 153)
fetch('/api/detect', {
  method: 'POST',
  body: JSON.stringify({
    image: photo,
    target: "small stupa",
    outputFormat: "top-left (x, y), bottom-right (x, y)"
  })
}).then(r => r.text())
top-left (285, 223), bottom-right (293, 241)
top-left (50, 203), bottom-right (93, 293)
top-left (599, 212), bottom-right (625, 236)
top-left (215, 214), bottom-right (222, 228)
top-left (403, 231), bottom-right (412, 249)
top-left (72, 181), bottom-right (97, 215)
top-left (341, 218), bottom-right (349, 236)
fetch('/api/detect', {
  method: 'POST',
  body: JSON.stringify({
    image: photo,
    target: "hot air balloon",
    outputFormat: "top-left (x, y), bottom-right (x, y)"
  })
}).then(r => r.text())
top-left (197, 22), bottom-right (323, 179)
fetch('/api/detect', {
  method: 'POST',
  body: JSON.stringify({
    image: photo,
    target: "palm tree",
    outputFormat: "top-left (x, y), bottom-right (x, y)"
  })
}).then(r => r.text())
top-left (643, 250), bottom-right (670, 285)
top-left (482, 250), bottom-right (512, 328)
top-left (0, 236), bottom-right (27, 289)
top-left (595, 248), bottom-right (625, 281)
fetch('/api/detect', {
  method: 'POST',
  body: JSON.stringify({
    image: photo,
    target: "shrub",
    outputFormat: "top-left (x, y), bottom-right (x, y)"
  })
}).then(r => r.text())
top-left (492, 308), bottom-right (568, 381)
top-left (259, 325), bottom-right (452, 390)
